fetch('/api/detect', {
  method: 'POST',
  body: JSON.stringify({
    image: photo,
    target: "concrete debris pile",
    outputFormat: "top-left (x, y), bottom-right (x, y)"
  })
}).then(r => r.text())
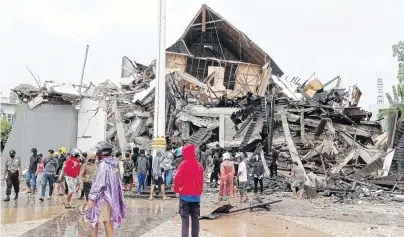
top-left (97, 56), bottom-right (403, 202)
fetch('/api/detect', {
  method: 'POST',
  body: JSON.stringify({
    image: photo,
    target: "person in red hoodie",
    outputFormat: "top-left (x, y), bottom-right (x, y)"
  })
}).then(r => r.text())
top-left (174, 144), bottom-right (204, 237)
top-left (59, 148), bottom-right (81, 208)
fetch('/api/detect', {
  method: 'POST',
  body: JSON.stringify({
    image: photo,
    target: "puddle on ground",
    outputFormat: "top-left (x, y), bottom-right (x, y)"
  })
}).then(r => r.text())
top-left (175, 212), bottom-right (333, 237)
top-left (1, 196), bottom-right (178, 225)
top-left (1, 205), bottom-right (68, 224)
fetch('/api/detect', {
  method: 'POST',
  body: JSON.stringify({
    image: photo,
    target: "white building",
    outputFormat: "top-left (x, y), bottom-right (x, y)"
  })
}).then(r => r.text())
top-left (0, 96), bottom-right (18, 124)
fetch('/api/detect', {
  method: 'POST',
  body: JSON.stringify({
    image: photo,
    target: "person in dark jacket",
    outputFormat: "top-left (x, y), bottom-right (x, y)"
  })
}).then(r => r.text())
top-left (131, 147), bottom-right (140, 170)
top-left (253, 155), bottom-right (264, 195)
top-left (146, 151), bottom-right (153, 186)
top-left (270, 149), bottom-right (278, 178)
top-left (39, 150), bottom-right (59, 201)
top-left (26, 148), bottom-right (39, 194)
top-left (55, 147), bottom-right (67, 196)
top-left (210, 155), bottom-right (222, 188)
top-left (122, 153), bottom-right (135, 192)
top-left (197, 145), bottom-right (208, 171)
top-left (174, 145), bottom-right (204, 237)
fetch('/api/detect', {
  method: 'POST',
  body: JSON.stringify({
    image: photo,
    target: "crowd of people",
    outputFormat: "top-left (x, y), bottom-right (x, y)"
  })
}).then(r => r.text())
top-left (3, 142), bottom-right (286, 237)
top-left (3, 143), bottom-right (205, 237)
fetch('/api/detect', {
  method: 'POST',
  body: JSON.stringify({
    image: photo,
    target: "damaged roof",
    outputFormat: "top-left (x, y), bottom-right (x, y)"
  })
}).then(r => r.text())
top-left (166, 4), bottom-right (283, 77)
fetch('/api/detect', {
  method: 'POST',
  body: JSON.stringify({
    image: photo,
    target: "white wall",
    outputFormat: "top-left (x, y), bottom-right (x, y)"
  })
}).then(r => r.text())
top-left (76, 98), bottom-right (107, 152)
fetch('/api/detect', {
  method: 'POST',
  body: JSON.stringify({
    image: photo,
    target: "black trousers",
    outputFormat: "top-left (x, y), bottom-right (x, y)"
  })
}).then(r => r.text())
top-left (269, 163), bottom-right (277, 177)
top-left (146, 169), bottom-right (152, 186)
top-left (254, 177), bottom-right (263, 194)
top-left (83, 182), bottom-right (92, 201)
top-left (210, 171), bottom-right (219, 184)
top-left (179, 199), bottom-right (200, 237)
top-left (6, 171), bottom-right (20, 196)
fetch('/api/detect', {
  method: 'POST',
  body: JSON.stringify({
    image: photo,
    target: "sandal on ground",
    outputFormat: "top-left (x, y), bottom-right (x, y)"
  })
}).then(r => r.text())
top-left (63, 202), bottom-right (72, 209)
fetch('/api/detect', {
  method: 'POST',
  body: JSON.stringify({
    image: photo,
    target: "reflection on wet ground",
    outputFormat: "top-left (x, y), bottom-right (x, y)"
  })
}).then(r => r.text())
top-left (1, 194), bottom-right (332, 237)
top-left (1, 195), bottom-right (69, 225)
top-left (191, 212), bottom-right (332, 237)
top-left (2, 195), bottom-right (179, 237)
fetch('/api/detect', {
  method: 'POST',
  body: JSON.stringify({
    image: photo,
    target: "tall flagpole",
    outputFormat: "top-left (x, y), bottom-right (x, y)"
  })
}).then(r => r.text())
top-left (152, 0), bottom-right (166, 152)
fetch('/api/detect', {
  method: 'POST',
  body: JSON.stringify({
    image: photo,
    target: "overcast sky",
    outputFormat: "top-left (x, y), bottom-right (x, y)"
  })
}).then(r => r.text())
top-left (1, 0), bottom-right (403, 109)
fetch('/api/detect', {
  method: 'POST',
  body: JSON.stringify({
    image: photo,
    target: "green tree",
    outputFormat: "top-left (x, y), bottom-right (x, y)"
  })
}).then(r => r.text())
top-left (385, 41), bottom-right (404, 114)
top-left (0, 119), bottom-right (12, 146)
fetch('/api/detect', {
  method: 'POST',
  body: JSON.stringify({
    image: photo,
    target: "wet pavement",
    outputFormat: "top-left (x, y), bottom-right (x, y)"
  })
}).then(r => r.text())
top-left (1, 193), bottom-right (334, 237)
top-left (193, 213), bottom-right (332, 237)
top-left (1, 193), bottom-right (179, 236)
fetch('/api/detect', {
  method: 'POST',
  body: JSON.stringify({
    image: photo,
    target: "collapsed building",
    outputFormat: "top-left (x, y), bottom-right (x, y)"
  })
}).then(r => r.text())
top-left (3, 5), bottom-right (404, 200)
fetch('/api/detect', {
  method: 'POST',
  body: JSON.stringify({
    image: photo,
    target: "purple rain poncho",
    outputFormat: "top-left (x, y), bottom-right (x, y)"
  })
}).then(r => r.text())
top-left (85, 157), bottom-right (126, 229)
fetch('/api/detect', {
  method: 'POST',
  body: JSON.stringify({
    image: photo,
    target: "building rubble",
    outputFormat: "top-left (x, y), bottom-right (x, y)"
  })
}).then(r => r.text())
top-left (4, 4), bottom-right (403, 202)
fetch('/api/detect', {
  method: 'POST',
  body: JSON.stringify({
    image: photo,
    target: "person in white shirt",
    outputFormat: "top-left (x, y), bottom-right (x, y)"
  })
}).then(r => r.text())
top-left (237, 154), bottom-right (249, 203)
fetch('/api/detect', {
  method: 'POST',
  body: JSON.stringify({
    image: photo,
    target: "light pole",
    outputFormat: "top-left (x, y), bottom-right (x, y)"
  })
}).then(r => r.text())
top-left (152, 0), bottom-right (166, 152)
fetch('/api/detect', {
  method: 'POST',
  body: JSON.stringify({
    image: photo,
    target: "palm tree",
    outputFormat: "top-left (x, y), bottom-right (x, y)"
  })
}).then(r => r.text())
top-left (384, 41), bottom-right (404, 114)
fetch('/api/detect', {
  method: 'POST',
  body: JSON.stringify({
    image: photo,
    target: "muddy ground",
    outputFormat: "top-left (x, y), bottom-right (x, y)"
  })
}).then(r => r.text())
top-left (200, 190), bottom-right (404, 237)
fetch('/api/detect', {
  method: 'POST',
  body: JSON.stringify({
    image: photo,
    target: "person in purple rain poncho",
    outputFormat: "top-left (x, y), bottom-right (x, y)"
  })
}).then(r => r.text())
top-left (85, 142), bottom-right (126, 237)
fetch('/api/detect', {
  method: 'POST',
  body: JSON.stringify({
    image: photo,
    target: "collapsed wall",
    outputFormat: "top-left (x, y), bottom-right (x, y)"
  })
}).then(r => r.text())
top-left (3, 103), bottom-right (78, 168)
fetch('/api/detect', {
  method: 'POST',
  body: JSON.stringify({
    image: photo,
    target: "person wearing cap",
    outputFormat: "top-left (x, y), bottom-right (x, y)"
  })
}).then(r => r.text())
top-left (4, 150), bottom-right (22, 201)
top-left (86, 142), bottom-right (125, 237)
top-left (60, 148), bottom-right (81, 208)
top-left (55, 147), bottom-right (67, 196)
top-left (218, 152), bottom-right (235, 202)
top-left (39, 149), bottom-right (59, 201)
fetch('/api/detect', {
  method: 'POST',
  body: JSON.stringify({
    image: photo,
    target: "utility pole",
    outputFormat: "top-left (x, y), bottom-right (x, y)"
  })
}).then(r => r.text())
top-left (79, 45), bottom-right (89, 94)
top-left (151, 0), bottom-right (167, 152)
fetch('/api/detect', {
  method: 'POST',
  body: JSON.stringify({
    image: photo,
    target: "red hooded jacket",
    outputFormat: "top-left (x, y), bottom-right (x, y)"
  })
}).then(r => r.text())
top-left (174, 145), bottom-right (204, 196)
top-left (64, 156), bottom-right (81, 178)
